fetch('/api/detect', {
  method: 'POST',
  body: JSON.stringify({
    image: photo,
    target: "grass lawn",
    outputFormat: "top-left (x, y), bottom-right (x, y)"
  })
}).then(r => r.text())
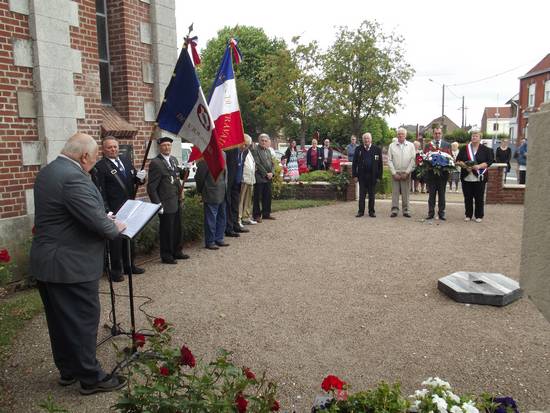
top-left (271, 199), bottom-right (335, 212)
top-left (0, 289), bottom-right (43, 363)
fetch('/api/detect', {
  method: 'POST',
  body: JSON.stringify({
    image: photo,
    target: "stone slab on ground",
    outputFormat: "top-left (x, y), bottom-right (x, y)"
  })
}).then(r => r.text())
top-left (438, 271), bottom-right (523, 306)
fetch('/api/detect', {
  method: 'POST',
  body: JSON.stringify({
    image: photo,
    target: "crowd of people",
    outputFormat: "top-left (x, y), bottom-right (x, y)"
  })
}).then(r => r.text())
top-left (28, 128), bottom-right (522, 395)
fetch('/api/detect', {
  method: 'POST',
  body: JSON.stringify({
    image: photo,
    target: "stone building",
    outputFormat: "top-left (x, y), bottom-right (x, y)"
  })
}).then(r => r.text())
top-left (0, 0), bottom-right (178, 253)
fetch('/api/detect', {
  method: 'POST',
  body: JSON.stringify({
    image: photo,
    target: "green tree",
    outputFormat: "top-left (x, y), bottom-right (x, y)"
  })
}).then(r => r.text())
top-left (198, 26), bottom-right (286, 136)
top-left (323, 20), bottom-right (414, 137)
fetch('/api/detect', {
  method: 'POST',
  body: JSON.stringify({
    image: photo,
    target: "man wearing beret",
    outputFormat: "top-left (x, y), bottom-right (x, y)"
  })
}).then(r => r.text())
top-left (147, 137), bottom-right (189, 264)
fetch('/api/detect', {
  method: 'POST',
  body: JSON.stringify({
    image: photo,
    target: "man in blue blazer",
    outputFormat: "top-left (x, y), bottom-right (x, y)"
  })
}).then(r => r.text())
top-left (31, 133), bottom-right (127, 395)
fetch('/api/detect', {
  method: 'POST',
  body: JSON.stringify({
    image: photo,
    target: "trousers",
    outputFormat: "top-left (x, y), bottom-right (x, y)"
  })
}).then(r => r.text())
top-left (462, 180), bottom-right (486, 219)
top-left (253, 181), bottom-right (272, 219)
top-left (159, 209), bottom-right (182, 261)
top-left (358, 178), bottom-right (376, 214)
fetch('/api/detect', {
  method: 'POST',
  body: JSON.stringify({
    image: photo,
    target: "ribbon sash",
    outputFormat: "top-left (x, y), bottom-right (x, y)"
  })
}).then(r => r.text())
top-left (466, 144), bottom-right (486, 177)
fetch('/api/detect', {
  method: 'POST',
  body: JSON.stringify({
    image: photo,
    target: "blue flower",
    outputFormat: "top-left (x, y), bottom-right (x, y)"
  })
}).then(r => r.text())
top-left (493, 397), bottom-right (519, 413)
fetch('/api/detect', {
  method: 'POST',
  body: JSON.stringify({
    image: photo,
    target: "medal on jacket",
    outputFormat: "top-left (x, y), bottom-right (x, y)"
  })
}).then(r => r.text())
top-left (170, 176), bottom-right (174, 184)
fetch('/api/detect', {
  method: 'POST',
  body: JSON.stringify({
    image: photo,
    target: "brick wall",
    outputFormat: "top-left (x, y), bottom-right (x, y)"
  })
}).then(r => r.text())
top-left (518, 71), bottom-right (550, 140)
top-left (279, 182), bottom-right (351, 201)
top-left (0, 2), bottom-right (39, 219)
top-left (486, 164), bottom-right (525, 204)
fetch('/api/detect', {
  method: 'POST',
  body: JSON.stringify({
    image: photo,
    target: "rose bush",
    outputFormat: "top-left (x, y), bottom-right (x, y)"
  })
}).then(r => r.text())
top-left (114, 317), bottom-right (280, 413)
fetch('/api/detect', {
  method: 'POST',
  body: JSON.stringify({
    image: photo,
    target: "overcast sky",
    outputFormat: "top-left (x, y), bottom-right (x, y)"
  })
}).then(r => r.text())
top-left (175, 0), bottom-right (549, 129)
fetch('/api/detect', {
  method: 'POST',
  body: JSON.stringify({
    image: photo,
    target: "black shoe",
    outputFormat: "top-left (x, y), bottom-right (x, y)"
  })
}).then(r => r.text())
top-left (235, 227), bottom-right (250, 233)
top-left (426, 215), bottom-right (435, 220)
top-left (403, 213), bottom-right (411, 218)
top-left (439, 215), bottom-right (446, 221)
top-left (124, 266), bottom-right (145, 275)
top-left (161, 258), bottom-right (177, 264)
top-left (225, 231), bottom-right (240, 237)
top-left (215, 241), bottom-right (230, 247)
top-left (355, 213), bottom-right (364, 218)
top-left (79, 374), bottom-right (127, 395)
top-left (110, 272), bottom-right (124, 282)
top-left (58, 376), bottom-right (77, 386)
top-left (174, 252), bottom-right (190, 260)
top-left (390, 212), bottom-right (398, 218)
top-left (205, 244), bottom-right (219, 250)
top-left (369, 213), bottom-right (376, 218)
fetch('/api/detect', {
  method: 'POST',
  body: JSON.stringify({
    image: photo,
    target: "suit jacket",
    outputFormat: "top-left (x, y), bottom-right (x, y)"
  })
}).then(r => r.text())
top-left (30, 156), bottom-right (120, 284)
top-left (322, 147), bottom-right (333, 170)
top-left (352, 144), bottom-right (383, 184)
top-left (306, 147), bottom-right (323, 170)
top-left (94, 155), bottom-right (138, 213)
top-left (147, 154), bottom-right (184, 214)
top-left (195, 159), bottom-right (227, 204)
top-left (251, 146), bottom-right (274, 184)
top-left (424, 140), bottom-right (451, 154)
top-left (456, 144), bottom-right (494, 181)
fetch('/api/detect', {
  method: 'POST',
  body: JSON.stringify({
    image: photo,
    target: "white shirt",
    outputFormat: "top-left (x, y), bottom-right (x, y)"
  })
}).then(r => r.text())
top-left (161, 154), bottom-right (173, 169)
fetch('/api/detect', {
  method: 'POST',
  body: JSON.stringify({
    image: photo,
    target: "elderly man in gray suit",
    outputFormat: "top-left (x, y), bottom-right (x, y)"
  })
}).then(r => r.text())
top-left (195, 158), bottom-right (228, 250)
top-left (147, 136), bottom-right (189, 264)
top-left (30, 133), bottom-right (127, 395)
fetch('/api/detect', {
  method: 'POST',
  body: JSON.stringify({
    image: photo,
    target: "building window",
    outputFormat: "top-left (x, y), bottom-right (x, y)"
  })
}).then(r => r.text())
top-left (528, 83), bottom-right (536, 107)
top-left (545, 80), bottom-right (550, 103)
top-left (96, 0), bottom-right (112, 105)
top-left (493, 123), bottom-right (499, 132)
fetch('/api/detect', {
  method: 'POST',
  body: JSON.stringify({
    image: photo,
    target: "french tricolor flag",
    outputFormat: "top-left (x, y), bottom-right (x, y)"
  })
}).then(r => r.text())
top-left (156, 45), bottom-right (225, 180)
top-left (190, 40), bottom-right (245, 161)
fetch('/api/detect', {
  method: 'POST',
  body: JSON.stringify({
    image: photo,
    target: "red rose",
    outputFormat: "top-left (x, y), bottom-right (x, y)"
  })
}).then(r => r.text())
top-left (159, 366), bottom-right (170, 376)
top-left (271, 400), bottom-right (280, 411)
top-left (133, 333), bottom-right (146, 348)
top-left (235, 393), bottom-right (248, 413)
top-left (0, 249), bottom-right (11, 263)
top-left (153, 317), bottom-right (167, 332)
top-left (321, 375), bottom-right (345, 392)
top-left (180, 345), bottom-right (195, 368)
top-left (243, 367), bottom-right (256, 381)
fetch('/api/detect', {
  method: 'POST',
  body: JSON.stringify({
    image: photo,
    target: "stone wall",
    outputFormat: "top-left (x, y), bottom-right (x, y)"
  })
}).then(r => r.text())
top-left (520, 102), bottom-right (550, 324)
top-left (279, 182), bottom-right (353, 201)
top-left (486, 164), bottom-right (525, 204)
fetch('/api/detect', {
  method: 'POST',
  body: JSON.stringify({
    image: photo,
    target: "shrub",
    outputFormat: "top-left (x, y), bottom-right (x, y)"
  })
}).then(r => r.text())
top-left (271, 158), bottom-right (284, 200)
top-left (181, 195), bottom-right (204, 243)
top-left (134, 217), bottom-right (159, 256)
top-left (298, 170), bottom-right (333, 182)
top-left (375, 168), bottom-right (392, 195)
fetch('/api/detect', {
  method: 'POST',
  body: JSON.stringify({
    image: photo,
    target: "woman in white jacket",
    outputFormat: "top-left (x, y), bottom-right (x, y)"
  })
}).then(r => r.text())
top-left (238, 134), bottom-right (257, 226)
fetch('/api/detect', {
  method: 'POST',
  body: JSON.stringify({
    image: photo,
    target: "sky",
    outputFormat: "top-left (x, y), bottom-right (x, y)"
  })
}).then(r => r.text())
top-left (175, 0), bottom-right (549, 129)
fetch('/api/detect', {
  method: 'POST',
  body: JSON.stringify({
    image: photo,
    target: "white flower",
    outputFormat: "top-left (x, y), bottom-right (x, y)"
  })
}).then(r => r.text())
top-left (461, 401), bottom-right (479, 413)
top-left (446, 391), bottom-right (460, 403)
top-left (422, 377), bottom-right (451, 390)
top-left (415, 389), bottom-right (428, 398)
top-left (413, 400), bottom-right (421, 409)
top-left (450, 406), bottom-right (463, 413)
top-left (432, 394), bottom-right (448, 413)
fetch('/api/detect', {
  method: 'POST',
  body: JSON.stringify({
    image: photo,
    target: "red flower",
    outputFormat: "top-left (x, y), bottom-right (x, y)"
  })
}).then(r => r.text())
top-left (321, 375), bottom-right (345, 392)
top-left (243, 367), bottom-right (256, 381)
top-left (0, 249), bottom-right (11, 263)
top-left (271, 400), bottom-right (280, 411)
top-left (153, 317), bottom-right (167, 332)
top-left (133, 333), bottom-right (146, 348)
top-left (159, 366), bottom-right (170, 376)
top-left (32, 225), bottom-right (36, 235)
top-left (235, 393), bottom-right (248, 413)
top-left (180, 345), bottom-right (195, 368)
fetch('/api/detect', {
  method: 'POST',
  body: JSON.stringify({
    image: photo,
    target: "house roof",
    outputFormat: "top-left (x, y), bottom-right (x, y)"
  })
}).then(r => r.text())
top-left (420, 115), bottom-right (460, 133)
top-left (483, 106), bottom-right (512, 119)
top-left (520, 53), bottom-right (550, 79)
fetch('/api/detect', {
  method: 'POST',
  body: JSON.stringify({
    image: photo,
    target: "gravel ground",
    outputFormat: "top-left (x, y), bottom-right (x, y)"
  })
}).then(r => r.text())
top-left (2, 199), bottom-right (550, 412)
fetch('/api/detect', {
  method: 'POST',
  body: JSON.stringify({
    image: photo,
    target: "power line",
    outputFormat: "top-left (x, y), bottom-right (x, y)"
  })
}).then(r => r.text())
top-left (449, 64), bottom-right (526, 87)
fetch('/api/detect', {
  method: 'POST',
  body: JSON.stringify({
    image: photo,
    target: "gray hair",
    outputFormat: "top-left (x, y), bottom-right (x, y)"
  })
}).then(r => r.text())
top-left (397, 127), bottom-right (407, 135)
top-left (362, 132), bottom-right (372, 139)
top-left (62, 133), bottom-right (98, 158)
top-left (244, 134), bottom-right (252, 145)
top-left (258, 133), bottom-right (270, 141)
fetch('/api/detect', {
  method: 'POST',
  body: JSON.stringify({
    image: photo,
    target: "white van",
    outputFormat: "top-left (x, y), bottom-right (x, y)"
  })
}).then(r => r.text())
top-left (181, 143), bottom-right (197, 187)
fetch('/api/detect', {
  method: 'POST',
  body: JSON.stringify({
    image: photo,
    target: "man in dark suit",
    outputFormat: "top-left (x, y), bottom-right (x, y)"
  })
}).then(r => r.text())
top-left (147, 136), bottom-right (189, 264)
top-left (94, 136), bottom-right (146, 281)
top-left (322, 138), bottom-right (334, 170)
top-left (196, 157), bottom-right (229, 250)
top-left (30, 133), bottom-right (127, 395)
top-left (424, 127), bottom-right (451, 220)
top-left (224, 147), bottom-right (248, 237)
top-left (352, 132), bottom-right (383, 217)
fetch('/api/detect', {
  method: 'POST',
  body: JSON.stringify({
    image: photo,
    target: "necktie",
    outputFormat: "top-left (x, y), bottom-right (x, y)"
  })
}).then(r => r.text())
top-left (116, 159), bottom-right (126, 177)
top-left (435, 141), bottom-right (440, 149)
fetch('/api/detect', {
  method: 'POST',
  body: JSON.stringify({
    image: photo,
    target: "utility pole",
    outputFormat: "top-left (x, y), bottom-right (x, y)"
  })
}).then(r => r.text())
top-left (461, 96), bottom-right (465, 129)
top-left (441, 84), bottom-right (445, 133)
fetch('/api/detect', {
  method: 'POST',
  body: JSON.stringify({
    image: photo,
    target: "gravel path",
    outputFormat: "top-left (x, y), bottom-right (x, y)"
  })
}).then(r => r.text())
top-left (3, 200), bottom-right (549, 412)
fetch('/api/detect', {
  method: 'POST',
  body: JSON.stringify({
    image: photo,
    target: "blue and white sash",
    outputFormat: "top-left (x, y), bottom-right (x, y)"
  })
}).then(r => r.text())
top-left (466, 143), bottom-right (486, 179)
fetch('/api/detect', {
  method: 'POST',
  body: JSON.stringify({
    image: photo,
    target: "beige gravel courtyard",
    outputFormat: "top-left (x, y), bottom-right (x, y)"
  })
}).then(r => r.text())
top-left (3, 200), bottom-right (549, 412)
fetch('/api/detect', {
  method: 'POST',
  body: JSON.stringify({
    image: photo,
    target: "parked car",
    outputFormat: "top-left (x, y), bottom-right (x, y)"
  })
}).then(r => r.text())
top-left (181, 143), bottom-right (197, 187)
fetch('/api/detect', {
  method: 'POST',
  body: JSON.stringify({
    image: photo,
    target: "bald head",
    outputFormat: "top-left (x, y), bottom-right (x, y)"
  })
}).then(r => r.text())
top-left (61, 133), bottom-right (99, 172)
